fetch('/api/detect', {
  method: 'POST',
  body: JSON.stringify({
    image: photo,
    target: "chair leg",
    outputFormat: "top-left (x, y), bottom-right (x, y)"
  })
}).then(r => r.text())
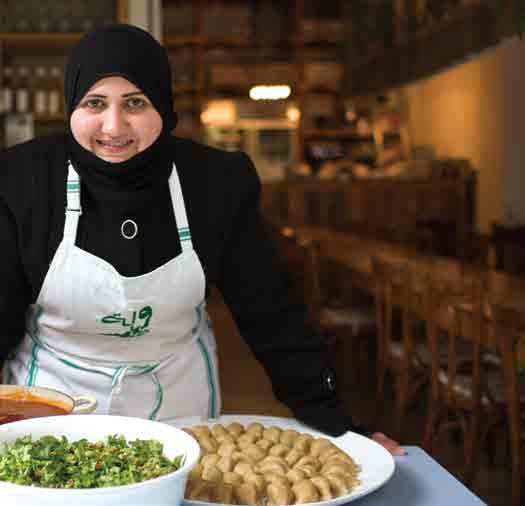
top-left (423, 390), bottom-right (439, 452)
top-left (394, 372), bottom-right (409, 441)
top-left (374, 353), bottom-right (387, 426)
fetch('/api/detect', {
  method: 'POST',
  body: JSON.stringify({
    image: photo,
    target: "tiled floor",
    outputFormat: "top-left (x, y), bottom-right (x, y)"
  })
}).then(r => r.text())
top-left (209, 295), bottom-right (510, 506)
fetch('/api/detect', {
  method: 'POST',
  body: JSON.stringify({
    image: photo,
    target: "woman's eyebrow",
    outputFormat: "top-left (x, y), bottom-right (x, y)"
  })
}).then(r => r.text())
top-left (83, 91), bottom-right (145, 99)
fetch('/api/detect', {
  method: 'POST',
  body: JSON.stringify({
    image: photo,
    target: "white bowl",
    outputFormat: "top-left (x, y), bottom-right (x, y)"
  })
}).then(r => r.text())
top-left (0, 415), bottom-right (200, 506)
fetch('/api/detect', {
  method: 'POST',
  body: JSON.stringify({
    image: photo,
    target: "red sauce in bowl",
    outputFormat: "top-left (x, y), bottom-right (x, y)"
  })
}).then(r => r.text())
top-left (0, 396), bottom-right (69, 424)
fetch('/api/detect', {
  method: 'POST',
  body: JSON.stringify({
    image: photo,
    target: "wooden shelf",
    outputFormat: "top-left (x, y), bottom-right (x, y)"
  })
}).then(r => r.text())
top-left (172, 84), bottom-right (201, 95)
top-left (164, 35), bottom-right (255, 48)
top-left (164, 35), bottom-right (296, 49)
top-left (34, 114), bottom-right (66, 122)
top-left (303, 129), bottom-right (374, 141)
top-left (0, 32), bottom-right (84, 47)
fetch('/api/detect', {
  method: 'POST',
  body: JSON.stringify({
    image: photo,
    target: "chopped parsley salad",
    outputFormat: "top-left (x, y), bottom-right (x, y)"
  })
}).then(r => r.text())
top-left (0, 434), bottom-right (184, 488)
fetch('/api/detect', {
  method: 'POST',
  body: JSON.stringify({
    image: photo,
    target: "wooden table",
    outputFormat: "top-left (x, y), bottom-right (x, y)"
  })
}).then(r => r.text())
top-left (292, 226), bottom-right (525, 342)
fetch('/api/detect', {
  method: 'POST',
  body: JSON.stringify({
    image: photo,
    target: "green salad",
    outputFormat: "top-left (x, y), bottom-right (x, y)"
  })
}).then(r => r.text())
top-left (0, 434), bottom-right (184, 488)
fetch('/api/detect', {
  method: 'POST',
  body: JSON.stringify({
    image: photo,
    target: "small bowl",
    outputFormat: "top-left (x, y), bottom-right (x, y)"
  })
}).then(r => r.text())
top-left (0, 414), bottom-right (200, 506)
top-left (0, 384), bottom-right (98, 421)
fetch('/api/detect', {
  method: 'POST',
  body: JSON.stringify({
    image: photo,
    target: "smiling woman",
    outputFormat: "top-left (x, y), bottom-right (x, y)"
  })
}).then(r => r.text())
top-left (0, 23), bottom-right (402, 456)
top-left (70, 77), bottom-right (163, 163)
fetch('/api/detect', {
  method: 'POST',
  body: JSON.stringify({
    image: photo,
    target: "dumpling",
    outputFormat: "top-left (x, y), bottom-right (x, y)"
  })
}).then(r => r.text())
top-left (311, 476), bottom-right (333, 501)
top-left (235, 482), bottom-right (259, 505)
top-left (294, 456), bottom-right (319, 470)
top-left (233, 461), bottom-right (255, 478)
top-left (243, 471), bottom-right (266, 493)
top-left (237, 432), bottom-right (258, 450)
top-left (187, 479), bottom-right (215, 501)
top-left (201, 453), bottom-right (221, 468)
top-left (201, 465), bottom-right (222, 483)
top-left (215, 482), bottom-right (235, 504)
top-left (286, 467), bottom-right (307, 484)
top-left (292, 434), bottom-right (313, 453)
top-left (211, 424), bottom-right (229, 439)
top-left (309, 438), bottom-right (332, 457)
top-left (223, 471), bottom-right (244, 487)
top-left (244, 443), bottom-right (267, 462)
top-left (267, 482), bottom-right (294, 506)
top-left (256, 438), bottom-right (273, 452)
top-left (257, 459), bottom-right (288, 476)
top-left (216, 456), bottom-right (234, 473)
top-left (324, 473), bottom-right (349, 496)
top-left (190, 425), bottom-right (212, 439)
top-left (218, 441), bottom-right (237, 457)
top-left (198, 435), bottom-right (219, 454)
top-left (246, 422), bottom-right (264, 439)
top-left (262, 471), bottom-right (290, 488)
top-left (292, 479), bottom-right (319, 504)
top-left (262, 426), bottom-right (281, 444)
top-left (268, 443), bottom-right (290, 458)
top-left (226, 422), bottom-right (245, 437)
top-left (280, 429), bottom-right (300, 447)
top-left (284, 448), bottom-right (303, 467)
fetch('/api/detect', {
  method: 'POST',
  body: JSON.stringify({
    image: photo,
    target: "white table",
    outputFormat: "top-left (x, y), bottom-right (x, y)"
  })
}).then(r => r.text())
top-left (355, 446), bottom-right (486, 505)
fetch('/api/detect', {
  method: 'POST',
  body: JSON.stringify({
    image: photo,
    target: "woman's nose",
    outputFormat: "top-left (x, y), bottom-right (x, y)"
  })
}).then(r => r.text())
top-left (101, 105), bottom-right (127, 134)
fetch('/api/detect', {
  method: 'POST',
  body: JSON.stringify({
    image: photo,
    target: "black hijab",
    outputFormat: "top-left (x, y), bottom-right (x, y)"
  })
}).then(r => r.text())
top-left (64, 24), bottom-right (176, 191)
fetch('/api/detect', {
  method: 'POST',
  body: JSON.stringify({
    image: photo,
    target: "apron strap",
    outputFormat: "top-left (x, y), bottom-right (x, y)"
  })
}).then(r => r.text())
top-left (64, 161), bottom-right (82, 243)
top-left (63, 162), bottom-right (194, 251)
top-left (168, 163), bottom-right (194, 252)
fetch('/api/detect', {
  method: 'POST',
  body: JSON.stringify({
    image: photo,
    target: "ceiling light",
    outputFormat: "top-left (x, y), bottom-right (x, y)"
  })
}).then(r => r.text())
top-left (249, 85), bottom-right (291, 101)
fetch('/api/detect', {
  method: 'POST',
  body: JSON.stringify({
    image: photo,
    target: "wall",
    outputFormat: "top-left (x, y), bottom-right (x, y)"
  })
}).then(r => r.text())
top-left (401, 46), bottom-right (505, 233)
top-left (127, 0), bottom-right (162, 41)
top-left (502, 36), bottom-right (525, 226)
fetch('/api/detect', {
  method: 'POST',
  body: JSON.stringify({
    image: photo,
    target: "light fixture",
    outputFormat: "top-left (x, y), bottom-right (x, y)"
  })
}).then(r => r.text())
top-left (200, 100), bottom-right (236, 125)
top-left (249, 85), bottom-right (291, 101)
top-left (286, 104), bottom-right (301, 122)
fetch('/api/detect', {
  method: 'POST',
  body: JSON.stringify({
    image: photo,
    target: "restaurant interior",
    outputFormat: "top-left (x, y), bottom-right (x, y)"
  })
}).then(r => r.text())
top-left (2, 0), bottom-right (525, 505)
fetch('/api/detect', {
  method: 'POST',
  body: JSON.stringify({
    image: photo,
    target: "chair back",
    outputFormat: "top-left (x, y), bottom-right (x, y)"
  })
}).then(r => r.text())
top-left (372, 256), bottom-right (413, 369)
top-left (489, 298), bottom-right (525, 506)
top-left (424, 265), bottom-right (488, 483)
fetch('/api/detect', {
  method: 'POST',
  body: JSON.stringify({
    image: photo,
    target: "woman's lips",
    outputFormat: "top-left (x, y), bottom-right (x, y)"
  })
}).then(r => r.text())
top-left (95, 139), bottom-right (134, 153)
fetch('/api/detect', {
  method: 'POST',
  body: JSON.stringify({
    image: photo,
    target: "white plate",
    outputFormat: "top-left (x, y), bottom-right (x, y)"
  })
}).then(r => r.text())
top-left (166, 414), bottom-right (395, 506)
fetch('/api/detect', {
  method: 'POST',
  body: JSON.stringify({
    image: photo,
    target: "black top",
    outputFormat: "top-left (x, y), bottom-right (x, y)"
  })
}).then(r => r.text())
top-left (0, 134), bottom-right (367, 437)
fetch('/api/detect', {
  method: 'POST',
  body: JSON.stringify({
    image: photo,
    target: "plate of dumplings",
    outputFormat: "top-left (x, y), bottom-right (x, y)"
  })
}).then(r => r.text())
top-left (167, 414), bottom-right (395, 506)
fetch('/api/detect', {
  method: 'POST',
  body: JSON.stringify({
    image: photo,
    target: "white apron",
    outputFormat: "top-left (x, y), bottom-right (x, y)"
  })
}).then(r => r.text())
top-left (5, 161), bottom-right (221, 420)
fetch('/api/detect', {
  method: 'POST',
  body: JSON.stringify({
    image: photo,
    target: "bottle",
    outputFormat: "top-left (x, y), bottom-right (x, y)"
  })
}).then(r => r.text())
top-left (15, 66), bottom-right (30, 114)
top-left (34, 66), bottom-right (48, 116)
top-left (48, 66), bottom-right (63, 117)
top-left (1, 67), bottom-right (15, 114)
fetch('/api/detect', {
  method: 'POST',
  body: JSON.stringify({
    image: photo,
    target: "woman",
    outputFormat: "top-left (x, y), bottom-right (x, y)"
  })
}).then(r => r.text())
top-left (0, 24), bottom-right (403, 454)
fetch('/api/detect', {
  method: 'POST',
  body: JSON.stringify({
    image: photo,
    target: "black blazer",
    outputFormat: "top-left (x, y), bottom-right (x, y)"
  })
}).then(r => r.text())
top-left (0, 134), bottom-right (365, 436)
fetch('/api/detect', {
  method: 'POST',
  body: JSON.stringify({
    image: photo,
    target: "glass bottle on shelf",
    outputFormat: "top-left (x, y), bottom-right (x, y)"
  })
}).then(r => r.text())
top-left (1, 67), bottom-right (15, 114)
top-left (15, 66), bottom-right (30, 114)
top-left (34, 66), bottom-right (48, 116)
top-left (48, 66), bottom-right (63, 117)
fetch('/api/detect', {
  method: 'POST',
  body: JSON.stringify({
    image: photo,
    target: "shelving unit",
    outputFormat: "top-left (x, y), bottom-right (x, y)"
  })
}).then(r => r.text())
top-left (0, 0), bottom-right (127, 148)
top-left (162, 0), bottom-right (352, 164)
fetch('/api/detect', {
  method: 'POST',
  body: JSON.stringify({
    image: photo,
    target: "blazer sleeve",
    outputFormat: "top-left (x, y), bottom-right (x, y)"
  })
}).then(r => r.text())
top-left (0, 195), bottom-right (31, 368)
top-left (217, 152), bottom-right (369, 437)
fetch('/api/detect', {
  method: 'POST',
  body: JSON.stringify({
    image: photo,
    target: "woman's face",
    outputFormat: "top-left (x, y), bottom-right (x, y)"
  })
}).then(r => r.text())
top-left (70, 76), bottom-right (163, 163)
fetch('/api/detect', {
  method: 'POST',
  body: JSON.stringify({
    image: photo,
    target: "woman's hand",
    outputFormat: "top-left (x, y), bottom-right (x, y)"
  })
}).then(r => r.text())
top-left (371, 432), bottom-right (406, 456)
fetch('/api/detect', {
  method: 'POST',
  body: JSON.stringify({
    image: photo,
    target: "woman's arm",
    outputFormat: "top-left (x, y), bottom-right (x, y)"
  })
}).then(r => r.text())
top-left (217, 153), bottom-right (366, 437)
top-left (0, 196), bottom-right (31, 370)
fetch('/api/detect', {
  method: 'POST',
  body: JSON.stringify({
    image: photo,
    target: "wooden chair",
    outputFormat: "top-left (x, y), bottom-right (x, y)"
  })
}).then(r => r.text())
top-left (274, 227), bottom-right (375, 382)
top-left (489, 298), bottom-right (525, 506)
top-left (372, 255), bottom-right (429, 440)
top-left (423, 271), bottom-right (504, 486)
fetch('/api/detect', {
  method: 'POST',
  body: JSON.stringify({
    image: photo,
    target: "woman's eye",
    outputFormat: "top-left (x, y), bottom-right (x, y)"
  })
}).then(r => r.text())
top-left (125, 97), bottom-right (148, 110)
top-left (82, 98), bottom-right (105, 110)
